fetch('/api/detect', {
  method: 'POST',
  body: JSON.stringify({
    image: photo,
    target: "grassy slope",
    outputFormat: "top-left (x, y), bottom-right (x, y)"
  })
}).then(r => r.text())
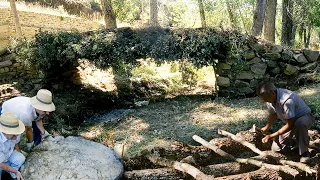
top-left (79, 83), bottom-right (320, 158)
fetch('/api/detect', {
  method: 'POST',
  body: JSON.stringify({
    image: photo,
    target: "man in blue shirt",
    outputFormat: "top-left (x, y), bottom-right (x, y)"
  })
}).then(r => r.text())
top-left (0, 112), bottom-right (26, 180)
top-left (257, 80), bottom-right (314, 162)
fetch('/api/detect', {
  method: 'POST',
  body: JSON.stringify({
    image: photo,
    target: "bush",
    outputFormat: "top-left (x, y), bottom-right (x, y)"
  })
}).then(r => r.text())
top-left (14, 27), bottom-right (232, 84)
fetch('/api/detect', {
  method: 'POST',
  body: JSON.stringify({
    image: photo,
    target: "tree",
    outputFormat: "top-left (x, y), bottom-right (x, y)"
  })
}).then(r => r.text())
top-left (198, 0), bottom-right (206, 28)
top-left (100, 0), bottom-right (117, 29)
top-left (281, 0), bottom-right (294, 47)
top-left (225, 0), bottom-right (239, 30)
top-left (251, 0), bottom-right (267, 37)
top-left (263, 0), bottom-right (277, 42)
top-left (9, 0), bottom-right (22, 37)
top-left (150, 0), bottom-right (158, 26)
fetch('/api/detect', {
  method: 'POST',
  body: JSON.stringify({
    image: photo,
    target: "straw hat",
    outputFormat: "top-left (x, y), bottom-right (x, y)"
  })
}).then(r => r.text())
top-left (0, 112), bottom-right (25, 134)
top-left (30, 89), bottom-right (56, 112)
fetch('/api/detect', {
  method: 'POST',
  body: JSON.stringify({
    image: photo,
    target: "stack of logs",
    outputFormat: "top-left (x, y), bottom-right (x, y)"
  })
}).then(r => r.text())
top-left (123, 126), bottom-right (320, 180)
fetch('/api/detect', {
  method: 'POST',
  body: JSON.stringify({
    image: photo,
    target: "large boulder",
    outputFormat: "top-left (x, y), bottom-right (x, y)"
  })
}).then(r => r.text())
top-left (21, 136), bottom-right (124, 180)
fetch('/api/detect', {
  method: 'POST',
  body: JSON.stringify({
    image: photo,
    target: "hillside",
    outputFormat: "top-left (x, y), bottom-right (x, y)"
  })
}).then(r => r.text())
top-left (0, 1), bottom-right (104, 48)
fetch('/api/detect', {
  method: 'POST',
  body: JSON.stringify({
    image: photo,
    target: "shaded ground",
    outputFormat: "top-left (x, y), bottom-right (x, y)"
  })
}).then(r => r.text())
top-left (1, 82), bottom-right (320, 179)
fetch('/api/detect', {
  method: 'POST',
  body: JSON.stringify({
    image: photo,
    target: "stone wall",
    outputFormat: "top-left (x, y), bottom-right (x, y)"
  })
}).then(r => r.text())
top-left (0, 48), bottom-right (40, 84)
top-left (216, 41), bottom-right (320, 97)
top-left (1, 38), bottom-right (320, 98)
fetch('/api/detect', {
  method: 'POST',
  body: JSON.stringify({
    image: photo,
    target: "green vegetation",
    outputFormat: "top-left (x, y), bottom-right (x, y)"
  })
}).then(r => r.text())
top-left (13, 27), bottom-right (230, 83)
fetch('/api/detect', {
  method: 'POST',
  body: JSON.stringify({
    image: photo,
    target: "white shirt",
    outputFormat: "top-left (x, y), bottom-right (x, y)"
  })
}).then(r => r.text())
top-left (1, 97), bottom-right (38, 127)
top-left (0, 132), bottom-right (20, 163)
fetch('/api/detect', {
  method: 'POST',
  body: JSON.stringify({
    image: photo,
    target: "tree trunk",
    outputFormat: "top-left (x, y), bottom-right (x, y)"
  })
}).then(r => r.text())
top-left (281, 0), bottom-right (294, 47)
top-left (225, 0), bottom-right (239, 30)
top-left (100, 0), bottom-right (117, 29)
top-left (9, 0), bottom-right (22, 37)
top-left (150, 0), bottom-right (158, 26)
top-left (306, 23), bottom-right (312, 48)
top-left (198, 0), bottom-right (206, 28)
top-left (263, 0), bottom-right (277, 42)
top-left (251, 0), bottom-right (267, 37)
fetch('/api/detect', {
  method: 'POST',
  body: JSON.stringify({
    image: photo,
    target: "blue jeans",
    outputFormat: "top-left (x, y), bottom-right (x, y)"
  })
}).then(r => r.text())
top-left (32, 121), bottom-right (42, 146)
top-left (0, 150), bottom-right (25, 179)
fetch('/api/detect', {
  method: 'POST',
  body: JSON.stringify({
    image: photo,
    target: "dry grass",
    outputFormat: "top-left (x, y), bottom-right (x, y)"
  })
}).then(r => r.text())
top-left (0, 1), bottom-right (73, 17)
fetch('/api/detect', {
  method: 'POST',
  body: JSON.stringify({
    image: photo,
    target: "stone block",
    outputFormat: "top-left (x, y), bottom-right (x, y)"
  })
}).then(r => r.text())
top-left (217, 76), bottom-right (230, 87)
top-left (281, 50), bottom-right (293, 61)
top-left (244, 51), bottom-right (256, 60)
top-left (262, 53), bottom-right (281, 61)
top-left (236, 71), bottom-right (254, 80)
top-left (271, 45), bottom-right (283, 54)
top-left (0, 60), bottom-right (12, 68)
top-left (0, 48), bottom-right (9, 57)
top-left (217, 62), bottom-right (231, 70)
top-left (248, 57), bottom-right (261, 64)
top-left (250, 63), bottom-right (267, 75)
top-left (284, 64), bottom-right (299, 75)
top-left (293, 54), bottom-right (308, 65)
top-left (303, 49), bottom-right (319, 62)
top-left (4, 67), bottom-right (9, 72)
top-left (300, 62), bottom-right (317, 72)
top-left (235, 80), bottom-right (250, 88)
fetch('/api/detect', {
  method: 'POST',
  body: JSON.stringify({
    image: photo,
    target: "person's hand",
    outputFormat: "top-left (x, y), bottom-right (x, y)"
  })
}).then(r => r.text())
top-left (41, 130), bottom-right (51, 141)
top-left (260, 126), bottom-right (269, 135)
top-left (21, 150), bottom-right (28, 157)
top-left (15, 171), bottom-right (24, 180)
top-left (262, 135), bottom-right (272, 143)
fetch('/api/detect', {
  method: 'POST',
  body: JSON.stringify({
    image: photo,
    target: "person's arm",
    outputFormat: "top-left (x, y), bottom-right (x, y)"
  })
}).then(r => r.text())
top-left (261, 113), bottom-right (277, 134)
top-left (14, 143), bottom-right (21, 152)
top-left (0, 162), bottom-right (24, 180)
top-left (262, 118), bottom-right (295, 143)
top-left (35, 119), bottom-right (45, 135)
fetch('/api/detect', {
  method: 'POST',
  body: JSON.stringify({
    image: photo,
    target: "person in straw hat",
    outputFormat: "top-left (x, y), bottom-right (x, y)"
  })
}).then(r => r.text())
top-left (1, 89), bottom-right (55, 151)
top-left (0, 112), bottom-right (26, 180)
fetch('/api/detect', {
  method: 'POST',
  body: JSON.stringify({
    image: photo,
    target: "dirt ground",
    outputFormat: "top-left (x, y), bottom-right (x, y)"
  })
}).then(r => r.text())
top-left (1, 82), bottom-right (320, 179)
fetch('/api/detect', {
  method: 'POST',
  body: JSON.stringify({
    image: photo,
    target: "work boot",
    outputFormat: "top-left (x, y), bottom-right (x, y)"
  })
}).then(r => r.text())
top-left (300, 151), bottom-right (310, 163)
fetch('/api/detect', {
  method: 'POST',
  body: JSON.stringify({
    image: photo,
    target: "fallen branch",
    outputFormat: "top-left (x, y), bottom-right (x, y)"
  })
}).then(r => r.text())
top-left (193, 135), bottom-right (299, 177)
top-left (146, 154), bottom-right (214, 180)
top-left (218, 129), bottom-right (316, 175)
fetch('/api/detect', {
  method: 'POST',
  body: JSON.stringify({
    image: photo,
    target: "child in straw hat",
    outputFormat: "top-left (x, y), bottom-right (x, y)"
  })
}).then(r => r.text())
top-left (1, 89), bottom-right (56, 151)
top-left (0, 112), bottom-right (26, 180)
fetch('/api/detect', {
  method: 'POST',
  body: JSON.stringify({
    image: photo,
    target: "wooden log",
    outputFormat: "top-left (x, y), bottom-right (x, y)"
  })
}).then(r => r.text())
top-left (193, 135), bottom-right (299, 176)
top-left (146, 154), bottom-right (214, 180)
top-left (213, 168), bottom-right (281, 180)
top-left (123, 162), bottom-right (259, 179)
top-left (200, 162), bottom-right (259, 177)
top-left (218, 129), bottom-right (266, 156)
top-left (122, 168), bottom-right (191, 179)
top-left (218, 129), bottom-right (316, 175)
